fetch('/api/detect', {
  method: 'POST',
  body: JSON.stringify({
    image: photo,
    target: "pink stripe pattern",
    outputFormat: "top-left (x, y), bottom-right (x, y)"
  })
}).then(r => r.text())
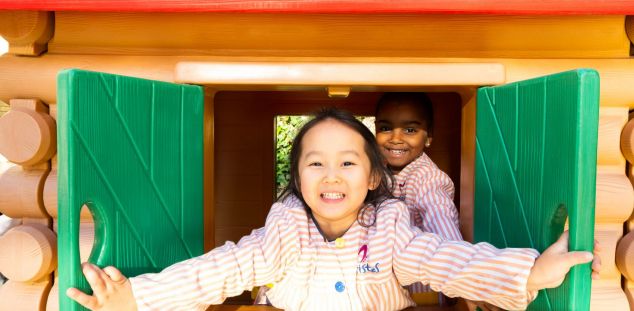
top-left (394, 153), bottom-right (463, 294)
top-left (130, 195), bottom-right (538, 311)
top-left (394, 153), bottom-right (462, 241)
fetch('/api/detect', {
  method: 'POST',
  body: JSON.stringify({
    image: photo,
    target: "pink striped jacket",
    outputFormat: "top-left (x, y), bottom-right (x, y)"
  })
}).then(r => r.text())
top-left (130, 195), bottom-right (538, 311)
top-left (394, 153), bottom-right (463, 294)
top-left (394, 153), bottom-right (462, 241)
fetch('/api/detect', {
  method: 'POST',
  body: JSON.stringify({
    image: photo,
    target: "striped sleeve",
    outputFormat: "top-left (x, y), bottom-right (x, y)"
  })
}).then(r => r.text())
top-left (129, 203), bottom-right (300, 311)
top-left (391, 204), bottom-right (539, 310)
top-left (411, 169), bottom-right (462, 241)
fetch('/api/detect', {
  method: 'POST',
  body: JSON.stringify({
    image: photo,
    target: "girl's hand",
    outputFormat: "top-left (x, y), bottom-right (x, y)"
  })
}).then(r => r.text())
top-left (527, 231), bottom-right (601, 291)
top-left (66, 263), bottom-right (137, 311)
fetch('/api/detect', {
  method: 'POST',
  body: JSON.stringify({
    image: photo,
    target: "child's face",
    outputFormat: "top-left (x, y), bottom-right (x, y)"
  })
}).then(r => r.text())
top-left (298, 119), bottom-right (375, 230)
top-left (375, 101), bottom-right (431, 174)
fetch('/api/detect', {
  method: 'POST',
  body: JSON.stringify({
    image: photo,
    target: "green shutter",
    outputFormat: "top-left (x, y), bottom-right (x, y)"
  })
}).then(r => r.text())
top-left (57, 69), bottom-right (204, 310)
top-left (474, 69), bottom-right (599, 311)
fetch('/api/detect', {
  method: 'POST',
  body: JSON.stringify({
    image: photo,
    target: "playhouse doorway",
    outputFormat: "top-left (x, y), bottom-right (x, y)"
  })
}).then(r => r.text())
top-left (212, 91), bottom-right (463, 247)
top-left (173, 61), bottom-right (506, 251)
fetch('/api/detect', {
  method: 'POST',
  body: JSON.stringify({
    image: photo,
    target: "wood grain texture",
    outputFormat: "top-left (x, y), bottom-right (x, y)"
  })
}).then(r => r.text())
top-left (588, 225), bottom-right (631, 311)
top-left (0, 0), bottom-right (633, 14)
top-left (625, 15), bottom-right (634, 48)
top-left (204, 90), bottom-right (215, 251)
top-left (45, 274), bottom-right (58, 311)
top-left (0, 11), bottom-right (53, 55)
top-left (0, 99), bottom-right (56, 166)
top-left (595, 223), bottom-right (628, 280)
top-left (595, 170), bottom-right (634, 223)
top-left (176, 62), bottom-right (505, 86)
top-left (7, 56), bottom-right (634, 108)
top-left (598, 108), bottom-right (627, 167)
top-left (621, 118), bottom-right (634, 164)
top-left (617, 231), bottom-right (634, 282)
top-left (0, 280), bottom-right (53, 311)
top-left (49, 13), bottom-right (628, 58)
top-left (0, 166), bottom-right (51, 219)
top-left (42, 157), bottom-right (57, 218)
top-left (0, 224), bottom-right (56, 282)
top-left (590, 278), bottom-right (631, 311)
top-left (459, 90), bottom-right (477, 243)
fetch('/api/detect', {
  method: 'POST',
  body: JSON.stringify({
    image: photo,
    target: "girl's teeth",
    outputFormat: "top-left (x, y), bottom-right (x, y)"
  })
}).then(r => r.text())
top-left (321, 192), bottom-right (344, 199)
top-left (390, 149), bottom-right (405, 155)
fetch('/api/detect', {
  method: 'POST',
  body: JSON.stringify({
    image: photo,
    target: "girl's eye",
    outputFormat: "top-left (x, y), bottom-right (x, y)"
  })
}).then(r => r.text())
top-left (342, 161), bottom-right (355, 167)
top-left (404, 128), bottom-right (417, 134)
top-left (309, 162), bottom-right (322, 167)
top-left (377, 126), bottom-right (391, 132)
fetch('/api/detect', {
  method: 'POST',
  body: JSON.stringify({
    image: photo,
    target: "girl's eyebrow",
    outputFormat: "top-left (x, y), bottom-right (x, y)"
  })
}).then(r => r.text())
top-left (340, 150), bottom-right (361, 157)
top-left (303, 150), bottom-right (361, 158)
top-left (303, 150), bottom-right (322, 158)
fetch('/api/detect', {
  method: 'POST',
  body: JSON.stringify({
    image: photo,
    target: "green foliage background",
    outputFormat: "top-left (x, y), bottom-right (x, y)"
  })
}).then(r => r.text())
top-left (275, 116), bottom-right (309, 195)
top-left (0, 100), bottom-right (8, 117)
top-left (275, 115), bottom-right (374, 196)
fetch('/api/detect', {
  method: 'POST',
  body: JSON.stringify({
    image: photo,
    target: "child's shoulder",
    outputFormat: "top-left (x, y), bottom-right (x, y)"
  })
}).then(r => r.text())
top-left (269, 194), bottom-right (308, 218)
top-left (278, 193), bottom-right (305, 209)
top-left (374, 198), bottom-right (409, 220)
top-left (402, 153), bottom-right (450, 181)
top-left (407, 153), bottom-right (438, 171)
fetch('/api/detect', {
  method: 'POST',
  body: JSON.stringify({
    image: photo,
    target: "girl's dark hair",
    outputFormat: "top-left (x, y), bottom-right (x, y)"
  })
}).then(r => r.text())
top-left (375, 92), bottom-right (434, 136)
top-left (279, 107), bottom-right (394, 227)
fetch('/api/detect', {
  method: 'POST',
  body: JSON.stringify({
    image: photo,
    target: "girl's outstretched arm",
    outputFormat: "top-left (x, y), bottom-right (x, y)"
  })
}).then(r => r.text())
top-left (527, 231), bottom-right (601, 291)
top-left (465, 235), bottom-right (601, 311)
top-left (391, 198), bottom-right (600, 310)
top-left (66, 263), bottom-right (137, 311)
top-left (129, 202), bottom-right (298, 310)
top-left (389, 201), bottom-right (540, 310)
top-left (67, 201), bottom-right (299, 311)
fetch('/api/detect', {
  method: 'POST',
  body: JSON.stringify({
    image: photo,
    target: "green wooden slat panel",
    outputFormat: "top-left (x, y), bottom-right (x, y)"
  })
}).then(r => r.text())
top-left (57, 69), bottom-right (204, 311)
top-left (474, 69), bottom-right (599, 311)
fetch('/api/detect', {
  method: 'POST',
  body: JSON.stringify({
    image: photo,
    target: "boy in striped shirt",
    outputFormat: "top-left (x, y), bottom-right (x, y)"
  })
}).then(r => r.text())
top-left (375, 93), bottom-right (462, 303)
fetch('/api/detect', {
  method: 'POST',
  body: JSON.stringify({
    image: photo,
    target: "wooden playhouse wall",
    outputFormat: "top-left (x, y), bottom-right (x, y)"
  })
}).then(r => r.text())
top-left (0, 10), bottom-right (632, 310)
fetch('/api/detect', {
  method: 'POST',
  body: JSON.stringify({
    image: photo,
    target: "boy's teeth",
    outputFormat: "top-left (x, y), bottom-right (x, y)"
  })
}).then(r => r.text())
top-left (321, 192), bottom-right (344, 199)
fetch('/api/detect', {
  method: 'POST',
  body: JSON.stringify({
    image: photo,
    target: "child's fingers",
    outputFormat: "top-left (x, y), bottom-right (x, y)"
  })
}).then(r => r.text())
top-left (82, 262), bottom-right (116, 303)
top-left (561, 251), bottom-right (593, 268)
top-left (591, 253), bottom-right (602, 274)
top-left (592, 253), bottom-right (601, 269)
top-left (547, 231), bottom-right (570, 252)
top-left (549, 276), bottom-right (567, 289)
top-left (594, 239), bottom-right (601, 252)
top-left (103, 266), bottom-right (126, 284)
top-left (66, 287), bottom-right (98, 310)
top-left (82, 263), bottom-right (108, 294)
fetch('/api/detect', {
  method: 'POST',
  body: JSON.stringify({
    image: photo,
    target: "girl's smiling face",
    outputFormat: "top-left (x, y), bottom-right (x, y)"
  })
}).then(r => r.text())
top-left (298, 119), bottom-right (376, 239)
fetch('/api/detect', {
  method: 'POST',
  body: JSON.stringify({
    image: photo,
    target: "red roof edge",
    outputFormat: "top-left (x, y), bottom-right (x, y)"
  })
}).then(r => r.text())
top-left (0, 0), bottom-right (634, 14)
